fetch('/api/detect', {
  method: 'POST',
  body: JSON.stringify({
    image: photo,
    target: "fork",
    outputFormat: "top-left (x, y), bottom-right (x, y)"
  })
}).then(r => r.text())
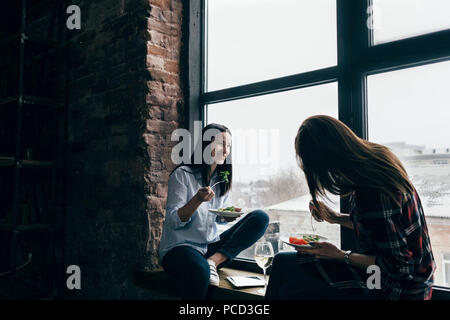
top-left (311, 214), bottom-right (316, 232)
top-left (210, 180), bottom-right (225, 188)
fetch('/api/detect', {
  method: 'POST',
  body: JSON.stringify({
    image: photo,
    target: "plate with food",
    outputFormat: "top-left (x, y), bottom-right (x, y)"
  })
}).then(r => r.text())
top-left (209, 206), bottom-right (245, 218)
top-left (280, 234), bottom-right (328, 248)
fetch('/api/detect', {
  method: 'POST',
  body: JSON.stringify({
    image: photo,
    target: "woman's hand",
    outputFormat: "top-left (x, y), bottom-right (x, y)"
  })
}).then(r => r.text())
top-left (195, 187), bottom-right (215, 202)
top-left (309, 200), bottom-right (341, 224)
top-left (296, 242), bottom-right (345, 261)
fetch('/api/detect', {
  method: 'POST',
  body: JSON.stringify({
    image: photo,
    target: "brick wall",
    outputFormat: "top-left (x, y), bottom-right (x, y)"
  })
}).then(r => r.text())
top-left (65, 0), bottom-right (185, 299)
top-left (145, 0), bottom-right (185, 270)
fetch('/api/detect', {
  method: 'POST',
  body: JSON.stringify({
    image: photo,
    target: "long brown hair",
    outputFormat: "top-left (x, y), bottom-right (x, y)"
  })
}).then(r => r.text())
top-left (170, 123), bottom-right (232, 196)
top-left (295, 115), bottom-right (414, 206)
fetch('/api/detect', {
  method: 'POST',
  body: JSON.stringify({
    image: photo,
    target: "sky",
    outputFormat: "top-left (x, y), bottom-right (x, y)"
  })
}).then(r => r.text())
top-left (205, 0), bottom-right (450, 182)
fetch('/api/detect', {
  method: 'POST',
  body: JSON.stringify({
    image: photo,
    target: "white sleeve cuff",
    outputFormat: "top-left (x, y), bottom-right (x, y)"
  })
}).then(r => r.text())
top-left (171, 209), bottom-right (192, 229)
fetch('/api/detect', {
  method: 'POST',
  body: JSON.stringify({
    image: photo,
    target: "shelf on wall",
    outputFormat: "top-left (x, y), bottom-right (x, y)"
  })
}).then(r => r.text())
top-left (20, 159), bottom-right (54, 168)
top-left (0, 223), bottom-right (51, 232)
top-left (23, 34), bottom-right (58, 47)
top-left (0, 33), bottom-right (58, 47)
top-left (0, 95), bottom-right (60, 107)
top-left (0, 0), bottom-right (67, 300)
top-left (0, 156), bottom-right (54, 168)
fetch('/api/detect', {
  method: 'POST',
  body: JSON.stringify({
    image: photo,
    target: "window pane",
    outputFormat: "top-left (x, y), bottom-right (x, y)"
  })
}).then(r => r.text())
top-left (372, 0), bottom-right (450, 45)
top-left (207, 83), bottom-right (340, 259)
top-left (368, 61), bottom-right (450, 288)
top-left (206, 0), bottom-right (337, 91)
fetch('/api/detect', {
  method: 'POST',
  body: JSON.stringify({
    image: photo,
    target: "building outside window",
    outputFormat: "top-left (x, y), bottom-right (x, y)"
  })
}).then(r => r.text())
top-left (367, 61), bottom-right (450, 288)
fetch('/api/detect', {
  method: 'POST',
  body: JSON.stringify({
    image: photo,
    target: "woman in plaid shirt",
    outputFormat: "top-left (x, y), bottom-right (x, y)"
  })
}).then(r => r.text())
top-left (266, 115), bottom-right (436, 300)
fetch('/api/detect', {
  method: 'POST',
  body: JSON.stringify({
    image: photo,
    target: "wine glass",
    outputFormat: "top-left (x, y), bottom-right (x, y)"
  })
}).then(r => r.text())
top-left (254, 241), bottom-right (274, 294)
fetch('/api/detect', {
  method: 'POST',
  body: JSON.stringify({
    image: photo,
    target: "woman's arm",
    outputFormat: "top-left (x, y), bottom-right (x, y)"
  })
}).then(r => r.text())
top-left (178, 187), bottom-right (214, 222)
top-left (345, 252), bottom-right (377, 270)
top-left (166, 169), bottom-right (214, 228)
top-left (309, 201), bottom-right (354, 230)
top-left (297, 242), bottom-right (376, 270)
top-left (332, 213), bottom-right (354, 230)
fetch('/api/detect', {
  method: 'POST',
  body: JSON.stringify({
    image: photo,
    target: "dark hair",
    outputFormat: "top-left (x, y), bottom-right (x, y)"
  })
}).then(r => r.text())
top-left (171, 123), bottom-right (232, 196)
top-left (295, 115), bottom-right (414, 206)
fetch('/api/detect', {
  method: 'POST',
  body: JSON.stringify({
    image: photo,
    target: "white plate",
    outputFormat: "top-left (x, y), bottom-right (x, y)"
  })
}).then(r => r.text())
top-left (208, 209), bottom-right (246, 218)
top-left (280, 234), bottom-right (328, 248)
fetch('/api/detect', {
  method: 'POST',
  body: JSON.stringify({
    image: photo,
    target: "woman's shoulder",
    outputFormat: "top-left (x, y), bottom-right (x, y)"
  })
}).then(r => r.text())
top-left (355, 187), bottom-right (415, 212)
top-left (170, 165), bottom-right (199, 180)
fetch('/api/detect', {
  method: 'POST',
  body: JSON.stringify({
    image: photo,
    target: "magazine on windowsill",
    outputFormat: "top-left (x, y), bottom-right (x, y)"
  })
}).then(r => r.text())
top-left (226, 276), bottom-right (265, 288)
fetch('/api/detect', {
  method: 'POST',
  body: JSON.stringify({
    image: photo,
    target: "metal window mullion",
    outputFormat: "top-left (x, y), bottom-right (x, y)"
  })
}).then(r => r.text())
top-left (201, 66), bottom-right (338, 105)
top-left (201, 0), bottom-right (208, 127)
top-left (186, 0), bottom-right (204, 163)
top-left (337, 0), bottom-right (370, 251)
top-left (362, 30), bottom-right (450, 75)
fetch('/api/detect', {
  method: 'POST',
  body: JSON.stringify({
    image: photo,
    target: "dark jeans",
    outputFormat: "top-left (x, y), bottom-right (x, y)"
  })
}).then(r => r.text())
top-left (162, 210), bottom-right (269, 300)
top-left (265, 252), bottom-right (377, 300)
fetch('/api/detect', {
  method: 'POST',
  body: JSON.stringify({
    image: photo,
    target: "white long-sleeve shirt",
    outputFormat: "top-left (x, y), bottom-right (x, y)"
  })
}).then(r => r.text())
top-left (158, 166), bottom-right (230, 262)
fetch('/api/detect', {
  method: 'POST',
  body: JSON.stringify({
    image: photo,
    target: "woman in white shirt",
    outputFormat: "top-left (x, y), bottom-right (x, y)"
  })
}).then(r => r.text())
top-left (158, 123), bottom-right (269, 299)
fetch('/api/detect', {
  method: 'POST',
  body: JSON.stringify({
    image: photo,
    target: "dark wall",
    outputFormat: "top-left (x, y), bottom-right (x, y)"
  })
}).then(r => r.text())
top-left (63, 0), bottom-right (185, 299)
top-left (0, 0), bottom-right (184, 300)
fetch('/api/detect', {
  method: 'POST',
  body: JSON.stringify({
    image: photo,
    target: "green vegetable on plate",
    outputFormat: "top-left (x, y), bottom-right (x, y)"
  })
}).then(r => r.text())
top-left (302, 235), bottom-right (320, 242)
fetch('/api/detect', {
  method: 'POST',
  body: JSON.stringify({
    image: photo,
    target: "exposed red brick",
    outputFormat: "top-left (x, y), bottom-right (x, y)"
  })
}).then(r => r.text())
top-left (147, 196), bottom-right (165, 212)
top-left (146, 91), bottom-right (177, 108)
top-left (146, 119), bottom-right (178, 134)
top-left (144, 0), bottom-right (184, 273)
top-left (147, 105), bottom-right (163, 119)
top-left (150, 4), bottom-right (181, 25)
top-left (148, 29), bottom-right (175, 48)
top-left (146, 54), bottom-right (165, 70)
top-left (147, 43), bottom-right (167, 56)
top-left (150, 159), bottom-right (163, 171)
top-left (143, 133), bottom-right (161, 146)
top-left (147, 18), bottom-right (180, 36)
top-left (147, 68), bottom-right (179, 85)
top-left (164, 60), bottom-right (179, 74)
top-left (162, 83), bottom-right (181, 97)
top-left (150, 0), bottom-right (172, 11)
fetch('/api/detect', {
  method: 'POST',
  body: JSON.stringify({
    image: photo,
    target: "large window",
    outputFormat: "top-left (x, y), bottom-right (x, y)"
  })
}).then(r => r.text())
top-left (371, 0), bottom-right (450, 45)
top-left (206, 0), bottom-right (337, 91)
top-left (367, 61), bottom-right (450, 288)
top-left (191, 0), bottom-right (450, 291)
top-left (204, 0), bottom-right (340, 260)
top-left (207, 83), bottom-right (341, 258)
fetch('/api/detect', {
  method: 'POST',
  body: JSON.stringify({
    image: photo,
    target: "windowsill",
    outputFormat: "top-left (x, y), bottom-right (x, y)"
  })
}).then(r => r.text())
top-left (133, 267), bottom-right (267, 300)
top-left (133, 267), bottom-right (450, 300)
top-left (215, 267), bottom-right (267, 299)
top-left (431, 285), bottom-right (450, 300)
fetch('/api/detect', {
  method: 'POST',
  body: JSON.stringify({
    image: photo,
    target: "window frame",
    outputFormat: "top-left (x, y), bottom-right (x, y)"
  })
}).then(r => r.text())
top-left (443, 253), bottom-right (450, 288)
top-left (186, 0), bottom-right (450, 295)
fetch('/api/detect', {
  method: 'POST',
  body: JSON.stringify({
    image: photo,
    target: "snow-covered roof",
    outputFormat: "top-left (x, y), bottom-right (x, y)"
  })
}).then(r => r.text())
top-left (266, 194), bottom-right (340, 212)
top-left (266, 193), bottom-right (450, 219)
top-left (420, 195), bottom-right (450, 218)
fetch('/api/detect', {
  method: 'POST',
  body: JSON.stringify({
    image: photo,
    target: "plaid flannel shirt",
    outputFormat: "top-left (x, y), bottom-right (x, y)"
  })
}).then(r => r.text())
top-left (349, 187), bottom-right (436, 300)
